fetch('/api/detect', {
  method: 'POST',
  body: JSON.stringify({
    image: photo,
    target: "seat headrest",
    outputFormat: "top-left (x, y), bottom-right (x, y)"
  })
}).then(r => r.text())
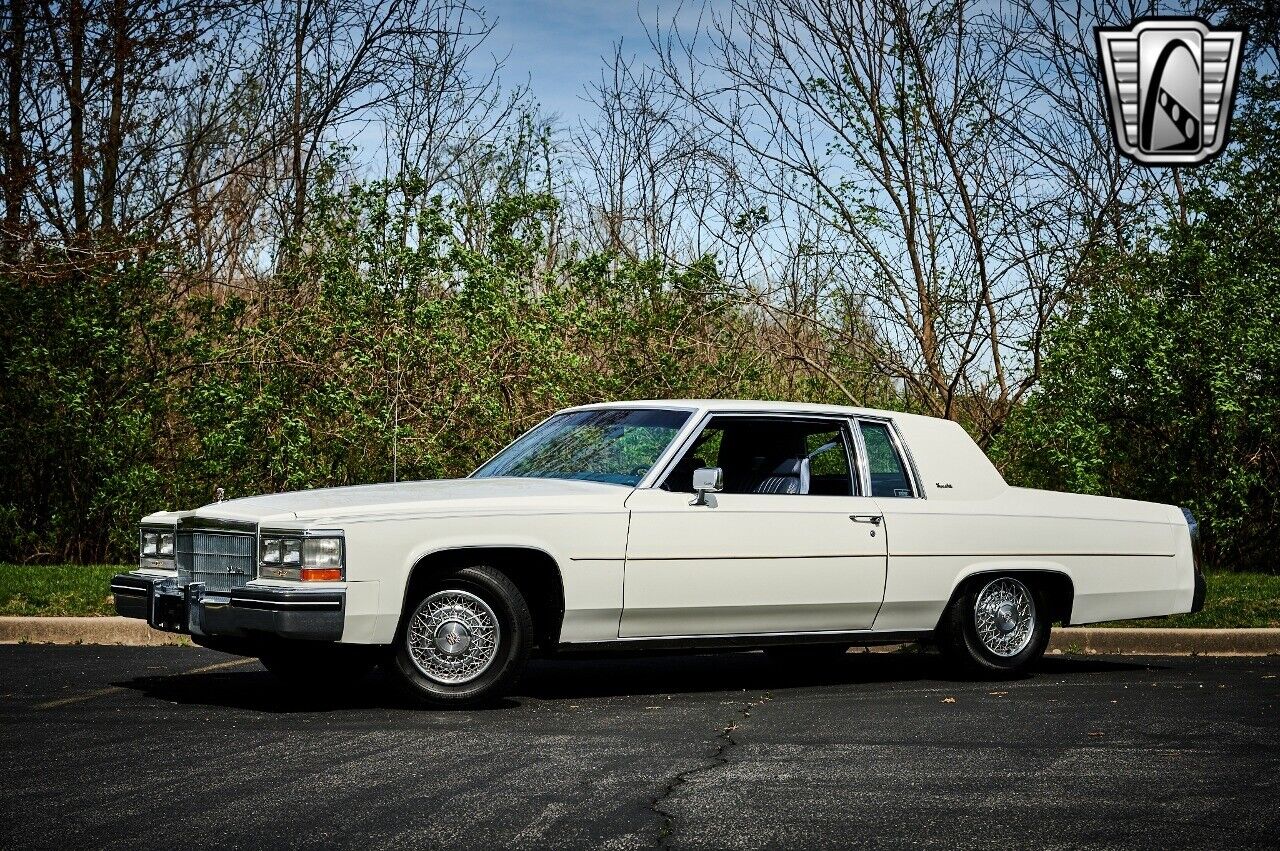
top-left (770, 457), bottom-right (804, 476)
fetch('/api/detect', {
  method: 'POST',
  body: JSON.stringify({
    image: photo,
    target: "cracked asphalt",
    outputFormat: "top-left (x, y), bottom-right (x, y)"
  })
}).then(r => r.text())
top-left (2, 646), bottom-right (1277, 850)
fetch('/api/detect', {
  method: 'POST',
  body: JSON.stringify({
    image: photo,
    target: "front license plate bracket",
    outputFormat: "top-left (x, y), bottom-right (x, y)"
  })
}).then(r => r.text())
top-left (149, 586), bottom-right (188, 633)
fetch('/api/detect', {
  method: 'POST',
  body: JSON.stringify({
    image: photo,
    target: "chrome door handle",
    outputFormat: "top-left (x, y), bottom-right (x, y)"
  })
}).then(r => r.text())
top-left (849, 514), bottom-right (882, 525)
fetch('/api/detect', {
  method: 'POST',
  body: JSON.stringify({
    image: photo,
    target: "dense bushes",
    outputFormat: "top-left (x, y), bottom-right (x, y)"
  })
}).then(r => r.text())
top-left (4, 152), bottom-right (1277, 570)
top-left (0, 180), bottom-right (884, 563)
top-left (4, 3), bottom-right (1275, 572)
top-left (0, 242), bottom-right (185, 562)
top-left (992, 99), bottom-right (1280, 572)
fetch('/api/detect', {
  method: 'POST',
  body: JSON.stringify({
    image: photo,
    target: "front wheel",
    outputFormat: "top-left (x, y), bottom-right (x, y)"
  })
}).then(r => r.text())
top-left (388, 564), bottom-right (533, 707)
top-left (937, 576), bottom-right (1050, 677)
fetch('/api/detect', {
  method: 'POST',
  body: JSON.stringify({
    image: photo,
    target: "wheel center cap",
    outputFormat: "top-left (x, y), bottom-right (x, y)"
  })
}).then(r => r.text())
top-left (434, 620), bottom-right (472, 655)
top-left (995, 603), bottom-right (1018, 633)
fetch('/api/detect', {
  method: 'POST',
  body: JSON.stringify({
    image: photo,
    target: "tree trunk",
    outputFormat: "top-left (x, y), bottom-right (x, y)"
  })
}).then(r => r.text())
top-left (290, 0), bottom-right (306, 241)
top-left (2, 0), bottom-right (25, 252)
top-left (99, 0), bottom-right (127, 230)
top-left (68, 0), bottom-right (86, 234)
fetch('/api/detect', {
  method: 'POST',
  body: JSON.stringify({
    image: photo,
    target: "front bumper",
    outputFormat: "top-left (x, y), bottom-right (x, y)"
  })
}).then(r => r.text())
top-left (111, 573), bottom-right (345, 641)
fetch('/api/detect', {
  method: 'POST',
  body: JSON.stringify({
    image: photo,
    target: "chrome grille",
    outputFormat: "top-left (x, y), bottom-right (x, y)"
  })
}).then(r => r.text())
top-left (176, 529), bottom-right (256, 594)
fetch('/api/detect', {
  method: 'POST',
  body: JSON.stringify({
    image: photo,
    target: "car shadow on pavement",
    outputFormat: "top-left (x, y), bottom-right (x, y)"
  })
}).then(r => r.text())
top-left (112, 649), bottom-right (1158, 713)
top-left (114, 664), bottom-right (502, 714)
top-left (513, 651), bottom-right (1158, 701)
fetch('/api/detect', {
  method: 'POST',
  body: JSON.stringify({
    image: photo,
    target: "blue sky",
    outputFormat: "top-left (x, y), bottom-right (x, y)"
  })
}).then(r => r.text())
top-left (481, 1), bottom-right (693, 124)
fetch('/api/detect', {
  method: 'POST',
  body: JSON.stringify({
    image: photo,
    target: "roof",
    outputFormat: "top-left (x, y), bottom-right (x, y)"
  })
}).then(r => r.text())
top-left (564, 399), bottom-right (1008, 500)
top-left (563, 398), bottom-right (939, 424)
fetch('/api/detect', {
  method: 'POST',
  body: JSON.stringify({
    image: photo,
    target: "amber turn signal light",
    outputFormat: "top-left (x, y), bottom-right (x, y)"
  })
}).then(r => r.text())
top-left (300, 567), bottom-right (343, 582)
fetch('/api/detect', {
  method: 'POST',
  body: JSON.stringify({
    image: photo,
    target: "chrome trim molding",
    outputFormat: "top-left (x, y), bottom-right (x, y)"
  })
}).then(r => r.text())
top-left (230, 597), bottom-right (342, 610)
top-left (258, 527), bottom-right (346, 538)
top-left (557, 628), bottom-right (934, 652)
top-left (176, 515), bottom-right (257, 534)
top-left (625, 552), bottom-right (885, 561)
top-left (570, 627), bottom-right (932, 643)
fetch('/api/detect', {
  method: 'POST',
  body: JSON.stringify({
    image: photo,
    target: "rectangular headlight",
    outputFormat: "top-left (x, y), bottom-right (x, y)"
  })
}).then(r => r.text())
top-left (139, 526), bottom-right (176, 569)
top-left (303, 538), bottom-right (342, 569)
top-left (300, 537), bottom-right (343, 581)
top-left (259, 533), bottom-right (344, 581)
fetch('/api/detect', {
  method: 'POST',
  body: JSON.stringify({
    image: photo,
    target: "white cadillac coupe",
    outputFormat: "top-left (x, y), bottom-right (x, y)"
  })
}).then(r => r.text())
top-left (113, 400), bottom-right (1204, 705)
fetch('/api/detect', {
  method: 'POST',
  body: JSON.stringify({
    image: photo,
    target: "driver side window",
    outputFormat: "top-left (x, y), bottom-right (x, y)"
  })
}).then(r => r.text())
top-left (662, 416), bottom-right (857, 496)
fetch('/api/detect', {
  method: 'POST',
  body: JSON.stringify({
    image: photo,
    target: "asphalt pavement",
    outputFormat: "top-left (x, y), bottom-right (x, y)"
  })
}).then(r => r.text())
top-left (2, 645), bottom-right (1277, 850)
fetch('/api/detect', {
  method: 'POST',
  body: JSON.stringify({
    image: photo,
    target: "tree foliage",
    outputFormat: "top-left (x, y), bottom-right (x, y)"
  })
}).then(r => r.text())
top-left (994, 84), bottom-right (1280, 570)
top-left (2, 0), bottom-right (1276, 568)
top-left (1, 172), bottom-right (876, 562)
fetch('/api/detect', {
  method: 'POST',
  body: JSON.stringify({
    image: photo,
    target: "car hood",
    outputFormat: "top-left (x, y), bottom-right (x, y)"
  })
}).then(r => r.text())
top-left (180, 477), bottom-right (633, 525)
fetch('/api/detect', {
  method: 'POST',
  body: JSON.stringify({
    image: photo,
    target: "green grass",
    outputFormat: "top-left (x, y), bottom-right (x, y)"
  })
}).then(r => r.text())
top-left (0, 564), bottom-right (1277, 626)
top-left (0, 564), bottom-right (124, 616)
top-left (1095, 571), bottom-right (1280, 629)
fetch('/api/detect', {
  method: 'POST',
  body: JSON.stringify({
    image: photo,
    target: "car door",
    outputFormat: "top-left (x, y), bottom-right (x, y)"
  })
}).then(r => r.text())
top-left (619, 414), bottom-right (887, 638)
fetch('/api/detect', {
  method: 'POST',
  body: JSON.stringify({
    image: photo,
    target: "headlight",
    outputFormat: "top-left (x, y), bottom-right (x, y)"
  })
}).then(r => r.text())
top-left (139, 526), bottom-right (176, 568)
top-left (303, 538), bottom-right (341, 568)
top-left (260, 532), bottom-right (344, 581)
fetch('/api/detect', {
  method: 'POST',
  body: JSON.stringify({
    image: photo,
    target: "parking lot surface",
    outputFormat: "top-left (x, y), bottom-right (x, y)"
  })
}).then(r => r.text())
top-left (2, 645), bottom-right (1277, 849)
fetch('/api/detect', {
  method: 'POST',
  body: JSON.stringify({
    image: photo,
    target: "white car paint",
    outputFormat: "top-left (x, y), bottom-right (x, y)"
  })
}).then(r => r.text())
top-left (138, 400), bottom-right (1198, 645)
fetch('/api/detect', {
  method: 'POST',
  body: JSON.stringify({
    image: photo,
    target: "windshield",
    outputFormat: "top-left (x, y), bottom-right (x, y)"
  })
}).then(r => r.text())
top-left (473, 408), bottom-right (691, 486)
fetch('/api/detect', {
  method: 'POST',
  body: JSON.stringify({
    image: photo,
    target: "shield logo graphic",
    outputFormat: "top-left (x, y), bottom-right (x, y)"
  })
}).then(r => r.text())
top-left (1096, 18), bottom-right (1245, 166)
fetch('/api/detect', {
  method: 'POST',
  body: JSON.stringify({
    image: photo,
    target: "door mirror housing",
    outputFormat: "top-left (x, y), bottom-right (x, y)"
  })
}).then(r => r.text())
top-left (690, 467), bottom-right (724, 506)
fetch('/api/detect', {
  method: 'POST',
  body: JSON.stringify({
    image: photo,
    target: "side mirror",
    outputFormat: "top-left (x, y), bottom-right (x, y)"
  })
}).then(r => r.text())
top-left (690, 467), bottom-right (724, 506)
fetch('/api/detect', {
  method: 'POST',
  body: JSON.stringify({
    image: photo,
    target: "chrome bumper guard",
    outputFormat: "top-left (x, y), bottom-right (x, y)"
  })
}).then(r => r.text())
top-left (111, 573), bottom-right (344, 641)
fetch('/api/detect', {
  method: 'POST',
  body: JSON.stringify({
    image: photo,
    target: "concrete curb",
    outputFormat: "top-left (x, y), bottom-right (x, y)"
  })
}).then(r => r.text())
top-left (1047, 627), bottom-right (1280, 656)
top-left (1, 617), bottom-right (1277, 654)
top-left (0, 616), bottom-right (190, 646)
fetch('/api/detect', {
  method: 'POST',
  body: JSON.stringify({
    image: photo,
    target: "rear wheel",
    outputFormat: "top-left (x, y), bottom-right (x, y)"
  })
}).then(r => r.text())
top-left (937, 575), bottom-right (1050, 677)
top-left (389, 564), bottom-right (533, 707)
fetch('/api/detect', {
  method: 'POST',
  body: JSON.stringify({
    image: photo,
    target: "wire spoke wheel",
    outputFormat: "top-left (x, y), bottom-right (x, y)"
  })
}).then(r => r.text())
top-left (973, 577), bottom-right (1036, 658)
top-left (406, 589), bottom-right (501, 685)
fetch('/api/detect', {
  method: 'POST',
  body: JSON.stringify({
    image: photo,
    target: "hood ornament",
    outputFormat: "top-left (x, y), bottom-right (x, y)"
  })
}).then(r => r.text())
top-left (215, 487), bottom-right (225, 503)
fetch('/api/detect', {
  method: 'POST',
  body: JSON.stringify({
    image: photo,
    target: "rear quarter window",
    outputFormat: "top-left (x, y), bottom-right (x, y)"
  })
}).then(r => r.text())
top-left (858, 421), bottom-right (915, 498)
